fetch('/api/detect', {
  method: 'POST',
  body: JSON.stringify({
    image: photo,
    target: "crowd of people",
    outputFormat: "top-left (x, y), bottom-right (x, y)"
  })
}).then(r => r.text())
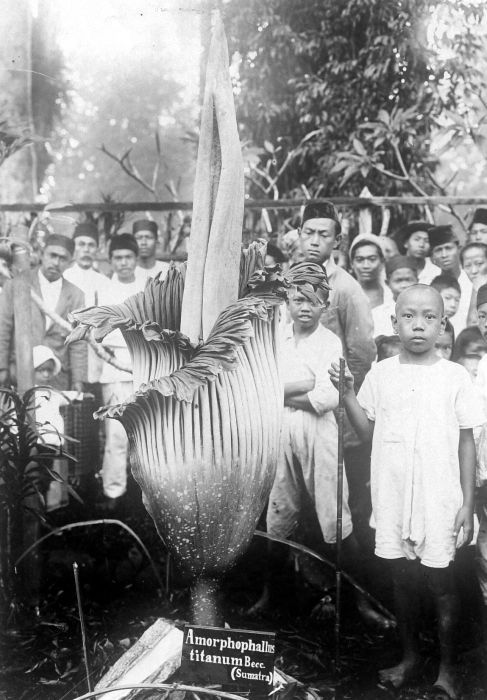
top-left (2, 202), bottom-right (487, 697)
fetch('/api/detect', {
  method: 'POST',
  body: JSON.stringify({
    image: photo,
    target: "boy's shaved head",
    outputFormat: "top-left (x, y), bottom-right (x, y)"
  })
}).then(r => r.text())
top-left (395, 283), bottom-right (444, 315)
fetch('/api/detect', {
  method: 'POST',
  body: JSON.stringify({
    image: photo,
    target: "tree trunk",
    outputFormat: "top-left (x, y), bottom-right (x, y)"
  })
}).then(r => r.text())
top-left (0, 0), bottom-right (37, 210)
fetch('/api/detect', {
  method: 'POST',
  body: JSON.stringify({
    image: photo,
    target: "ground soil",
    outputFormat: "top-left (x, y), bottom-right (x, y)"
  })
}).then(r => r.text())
top-left (1, 481), bottom-right (486, 700)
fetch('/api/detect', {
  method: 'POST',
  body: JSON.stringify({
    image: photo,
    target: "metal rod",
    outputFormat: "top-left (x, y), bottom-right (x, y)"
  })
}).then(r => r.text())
top-left (73, 562), bottom-right (92, 692)
top-left (335, 357), bottom-right (346, 685)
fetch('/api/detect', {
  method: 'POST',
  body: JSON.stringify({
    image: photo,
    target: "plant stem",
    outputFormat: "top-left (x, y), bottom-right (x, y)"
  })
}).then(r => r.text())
top-left (191, 576), bottom-right (222, 626)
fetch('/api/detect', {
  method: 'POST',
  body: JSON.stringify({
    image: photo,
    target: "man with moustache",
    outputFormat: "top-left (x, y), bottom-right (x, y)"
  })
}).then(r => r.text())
top-left (0, 234), bottom-right (86, 392)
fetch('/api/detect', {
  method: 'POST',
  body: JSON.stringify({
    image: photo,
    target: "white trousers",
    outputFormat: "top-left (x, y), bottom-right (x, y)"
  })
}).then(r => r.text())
top-left (101, 381), bottom-right (132, 498)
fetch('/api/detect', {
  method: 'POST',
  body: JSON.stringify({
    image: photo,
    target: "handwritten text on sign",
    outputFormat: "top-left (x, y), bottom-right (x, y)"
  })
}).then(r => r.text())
top-left (181, 625), bottom-right (276, 691)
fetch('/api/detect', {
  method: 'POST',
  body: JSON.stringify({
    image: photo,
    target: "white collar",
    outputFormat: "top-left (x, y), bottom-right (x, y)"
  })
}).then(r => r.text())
top-left (38, 269), bottom-right (63, 288)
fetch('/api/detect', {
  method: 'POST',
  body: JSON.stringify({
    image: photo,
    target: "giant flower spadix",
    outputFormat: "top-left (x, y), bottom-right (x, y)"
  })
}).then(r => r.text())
top-left (68, 17), bottom-right (329, 624)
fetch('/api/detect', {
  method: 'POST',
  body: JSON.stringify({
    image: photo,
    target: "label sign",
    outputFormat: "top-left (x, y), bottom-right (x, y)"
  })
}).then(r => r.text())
top-left (181, 624), bottom-right (276, 693)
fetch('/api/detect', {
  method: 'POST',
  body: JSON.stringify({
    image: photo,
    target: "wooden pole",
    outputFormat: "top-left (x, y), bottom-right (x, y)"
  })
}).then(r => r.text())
top-left (334, 358), bottom-right (345, 689)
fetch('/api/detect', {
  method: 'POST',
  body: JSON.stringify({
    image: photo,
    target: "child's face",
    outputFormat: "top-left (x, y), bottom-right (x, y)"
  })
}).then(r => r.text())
top-left (387, 267), bottom-right (418, 300)
top-left (34, 359), bottom-right (56, 384)
top-left (462, 247), bottom-right (487, 284)
top-left (392, 286), bottom-right (445, 356)
top-left (478, 302), bottom-right (487, 341)
top-left (404, 230), bottom-right (430, 259)
top-left (435, 332), bottom-right (454, 360)
top-left (440, 287), bottom-right (460, 318)
top-left (288, 290), bottom-right (325, 332)
top-left (468, 224), bottom-right (487, 246)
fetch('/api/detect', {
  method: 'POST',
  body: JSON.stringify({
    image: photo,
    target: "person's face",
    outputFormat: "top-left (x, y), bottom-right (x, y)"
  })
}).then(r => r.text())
top-left (464, 339), bottom-right (487, 357)
top-left (351, 245), bottom-right (383, 284)
top-left (468, 223), bottom-right (487, 245)
top-left (478, 302), bottom-right (487, 341)
top-left (134, 230), bottom-right (157, 260)
top-left (299, 218), bottom-right (340, 265)
top-left (288, 290), bottom-right (326, 332)
top-left (392, 287), bottom-right (445, 355)
top-left (462, 247), bottom-right (487, 284)
top-left (379, 238), bottom-right (398, 260)
top-left (434, 332), bottom-right (454, 360)
top-left (404, 231), bottom-right (430, 259)
top-left (431, 241), bottom-right (459, 272)
top-left (74, 235), bottom-right (98, 270)
top-left (34, 359), bottom-right (56, 384)
top-left (40, 245), bottom-right (72, 282)
top-left (0, 257), bottom-right (11, 287)
top-left (110, 249), bottom-right (137, 281)
top-left (387, 267), bottom-right (418, 300)
top-left (440, 287), bottom-right (460, 318)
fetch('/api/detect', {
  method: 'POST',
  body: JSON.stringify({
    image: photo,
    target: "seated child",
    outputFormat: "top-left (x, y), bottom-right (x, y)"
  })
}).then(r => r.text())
top-left (33, 345), bottom-right (71, 510)
top-left (330, 284), bottom-right (484, 698)
top-left (372, 255), bottom-right (418, 337)
top-left (431, 274), bottom-right (463, 334)
top-left (435, 319), bottom-right (455, 361)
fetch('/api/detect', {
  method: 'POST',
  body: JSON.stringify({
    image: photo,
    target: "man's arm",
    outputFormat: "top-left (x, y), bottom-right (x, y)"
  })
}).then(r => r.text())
top-left (454, 427), bottom-right (476, 548)
top-left (335, 278), bottom-right (376, 390)
top-left (66, 286), bottom-right (88, 391)
top-left (328, 360), bottom-right (374, 442)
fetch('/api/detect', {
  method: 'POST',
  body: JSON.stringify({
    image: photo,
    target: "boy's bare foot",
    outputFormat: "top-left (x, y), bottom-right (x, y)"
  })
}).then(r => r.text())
top-left (379, 656), bottom-right (420, 688)
top-left (356, 594), bottom-right (396, 631)
top-left (432, 665), bottom-right (458, 700)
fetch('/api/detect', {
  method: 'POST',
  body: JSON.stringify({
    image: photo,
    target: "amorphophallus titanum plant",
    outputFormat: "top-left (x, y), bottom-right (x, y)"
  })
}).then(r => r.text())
top-left (68, 18), bottom-right (329, 625)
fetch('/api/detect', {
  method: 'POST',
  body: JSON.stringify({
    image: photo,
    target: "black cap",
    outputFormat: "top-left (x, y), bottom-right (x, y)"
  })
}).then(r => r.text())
top-left (132, 219), bottom-right (158, 237)
top-left (393, 221), bottom-right (432, 254)
top-left (301, 201), bottom-right (341, 235)
top-left (477, 283), bottom-right (487, 309)
top-left (45, 234), bottom-right (74, 256)
top-left (385, 255), bottom-right (417, 278)
top-left (108, 233), bottom-right (139, 257)
top-left (73, 222), bottom-right (99, 243)
top-left (471, 208), bottom-right (487, 228)
top-left (428, 225), bottom-right (457, 250)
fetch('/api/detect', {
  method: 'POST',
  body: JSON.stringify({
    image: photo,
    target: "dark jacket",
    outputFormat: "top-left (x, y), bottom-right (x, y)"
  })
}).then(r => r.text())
top-left (0, 270), bottom-right (87, 390)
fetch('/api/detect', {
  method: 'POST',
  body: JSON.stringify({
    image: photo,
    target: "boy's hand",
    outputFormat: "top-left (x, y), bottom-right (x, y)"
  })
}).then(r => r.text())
top-left (328, 359), bottom-right (354, 394)
top-left (454, 505), bottom-right (474, 548)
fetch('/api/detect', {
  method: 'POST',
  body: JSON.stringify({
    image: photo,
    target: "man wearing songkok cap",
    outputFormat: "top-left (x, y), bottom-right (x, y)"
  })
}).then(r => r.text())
top-left (372, 255), bottom-right (418, 338)
top-left (132, 219), bottom-right (169, 284)
top-left (0, 233), bottom-right (86, 392)
top-left (64, 222), bottom-right (113, 385)
top-left (393, 221), bottom-right (440, 284)
top-left (349, 233), bottom-right (392, 311)
top-left (429, 224), bottom-right (474, 334)
top-left (298, 201), bottom-right (376, 391)
top-left (297, 201), bottom-right (377, 560)
top-left (472, 282), bottom-right (487, 637)
top-left (468, 208), bottom-right (487, 246)
top-left (96, 233), bottom-right (146, 505)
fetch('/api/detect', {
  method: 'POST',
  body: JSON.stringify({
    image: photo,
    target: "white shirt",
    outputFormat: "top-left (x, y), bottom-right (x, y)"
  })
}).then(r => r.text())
top-left (358, 356), bottom-right (484, 567)
top-left (417, 257), bottom-right (441, 285)
top-left (450, 269), bottom-right (473, 336)
top-left (64, 263), bottom-right (112, 307)
top-left (97, 276), bottom-right (145, 384)
top-left (135, 260), bottom-right (170, 284)
top-left (38, 270), bottom-right (63, 329)
top-left (372, 300), bottom-right (396, 338)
